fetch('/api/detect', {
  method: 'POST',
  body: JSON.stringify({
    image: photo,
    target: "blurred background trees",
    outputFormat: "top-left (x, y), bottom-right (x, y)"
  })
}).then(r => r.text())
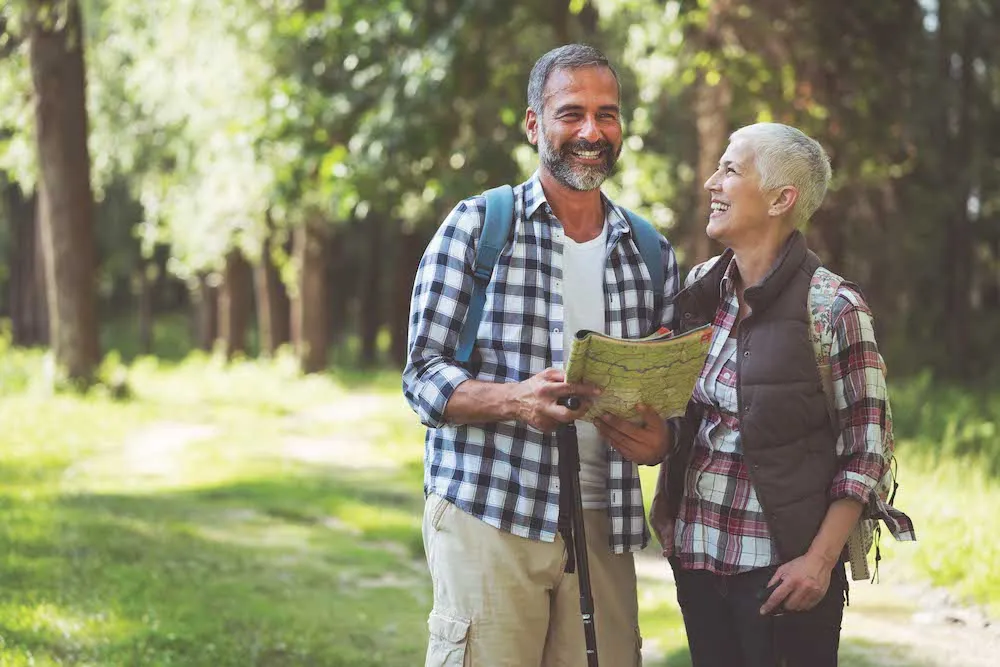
top-left (0, 0), bottom-right (997, 381)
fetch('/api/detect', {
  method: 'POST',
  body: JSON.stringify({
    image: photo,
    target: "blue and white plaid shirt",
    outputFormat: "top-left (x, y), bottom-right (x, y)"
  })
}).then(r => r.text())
top-left (403, 173), bottom-right (679, 553)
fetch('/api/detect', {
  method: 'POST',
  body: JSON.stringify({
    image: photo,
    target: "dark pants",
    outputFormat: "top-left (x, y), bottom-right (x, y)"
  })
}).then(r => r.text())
top-left (670, 558), bottom-right (847, 667)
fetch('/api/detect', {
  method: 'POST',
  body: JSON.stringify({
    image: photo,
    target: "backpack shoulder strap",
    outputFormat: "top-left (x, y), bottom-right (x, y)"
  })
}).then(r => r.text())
top-left (686, 255), bottom-right (723, 288)
top-left (808, 265), bottom-right (845, 427)
top-left (455, 185), bottom-right (514, 363)
top-left (622, 208), bottom-right (663, 302)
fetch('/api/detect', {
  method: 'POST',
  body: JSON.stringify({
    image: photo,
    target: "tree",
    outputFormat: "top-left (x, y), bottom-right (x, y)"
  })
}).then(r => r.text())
top-left (26, 0), bottom-right (100, 381)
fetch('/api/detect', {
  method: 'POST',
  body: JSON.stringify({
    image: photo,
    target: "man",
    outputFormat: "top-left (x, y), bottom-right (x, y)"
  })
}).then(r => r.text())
top-left (403, 44), bottom-right (680, 666)
top-left (650, 123), bottom-right (915, 667)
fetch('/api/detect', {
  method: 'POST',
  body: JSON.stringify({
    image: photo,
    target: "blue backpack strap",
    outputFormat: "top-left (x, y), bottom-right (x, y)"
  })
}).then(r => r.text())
top-left (623, 209), bottom-right (664, 302)
top-left (455, 185), bottom-right (514, 363)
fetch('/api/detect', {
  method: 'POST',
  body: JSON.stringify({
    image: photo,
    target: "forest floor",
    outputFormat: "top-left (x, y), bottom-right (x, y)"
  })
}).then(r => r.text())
top-left (0, 353), bottom-right (996, 665)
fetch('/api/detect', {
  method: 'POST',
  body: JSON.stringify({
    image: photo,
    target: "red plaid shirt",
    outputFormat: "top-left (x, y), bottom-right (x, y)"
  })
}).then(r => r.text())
top-left (671, 257), bottom-right (901, 573)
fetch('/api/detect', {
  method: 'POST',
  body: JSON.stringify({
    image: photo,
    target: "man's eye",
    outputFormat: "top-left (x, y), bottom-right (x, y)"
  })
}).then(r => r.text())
top-left (726, 167), bottom-right (737, 174)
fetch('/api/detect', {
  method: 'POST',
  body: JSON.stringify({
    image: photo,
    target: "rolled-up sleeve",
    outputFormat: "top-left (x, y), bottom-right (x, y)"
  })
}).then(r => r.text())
top-left (827, 287), bottom-right (888, 505)
top-left (401, 201), bottom-right (481, 427)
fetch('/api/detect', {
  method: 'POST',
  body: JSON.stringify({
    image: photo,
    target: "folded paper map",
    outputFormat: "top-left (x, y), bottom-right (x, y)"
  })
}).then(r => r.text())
top-left (564, 324), bottom-right (714, 423)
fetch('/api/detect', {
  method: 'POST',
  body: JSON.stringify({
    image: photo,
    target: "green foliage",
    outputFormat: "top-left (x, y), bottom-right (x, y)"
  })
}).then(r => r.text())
top-left (3, 0), bottom-right (1000, 374)
top-left (891, 372), bottom-right (1000, 476)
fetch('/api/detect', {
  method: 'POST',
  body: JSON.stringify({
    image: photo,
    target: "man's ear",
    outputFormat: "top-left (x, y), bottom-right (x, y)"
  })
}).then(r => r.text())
top-left (525, 107), bottom-right (539, 146)
top-left (769, 186), bottom-right (798, 218)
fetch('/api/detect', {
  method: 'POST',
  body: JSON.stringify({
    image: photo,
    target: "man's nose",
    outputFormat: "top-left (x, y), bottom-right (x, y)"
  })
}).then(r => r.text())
top-left (578, 116), bottom-right (601, 143)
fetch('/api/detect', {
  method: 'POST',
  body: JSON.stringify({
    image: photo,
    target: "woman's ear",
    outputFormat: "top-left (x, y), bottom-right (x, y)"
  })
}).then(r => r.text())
top-left (769, 186), bottom-right (799, 218)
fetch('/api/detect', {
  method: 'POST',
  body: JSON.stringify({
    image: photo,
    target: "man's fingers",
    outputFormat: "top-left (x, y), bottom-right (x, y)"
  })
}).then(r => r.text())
top-left (550, 381), bottom-right (601, 399)
top-left (538, 367), bottom-right (565, 382)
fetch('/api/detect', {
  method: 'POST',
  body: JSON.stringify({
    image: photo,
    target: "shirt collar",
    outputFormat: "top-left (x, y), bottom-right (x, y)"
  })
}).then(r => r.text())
top-left (523, 171), bottom-right (631, 235)
top-left (720, 254), bottom-right (741, 300)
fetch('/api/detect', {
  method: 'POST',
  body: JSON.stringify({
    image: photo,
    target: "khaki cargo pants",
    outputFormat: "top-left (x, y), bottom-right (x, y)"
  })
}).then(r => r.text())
top-left (422, 494), bottom-right (642, 667)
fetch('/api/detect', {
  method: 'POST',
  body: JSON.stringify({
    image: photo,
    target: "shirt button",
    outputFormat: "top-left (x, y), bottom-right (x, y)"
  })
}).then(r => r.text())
top-left (552, 327), bottom-right (561, 334)
top-left (744, 350), bottom-right (751, 357)
top-left (683, 312), bottom-right (693, 319)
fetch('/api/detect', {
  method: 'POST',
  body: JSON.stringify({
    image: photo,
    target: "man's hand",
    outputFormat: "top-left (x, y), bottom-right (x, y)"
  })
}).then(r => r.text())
top-left (510, 368), bottom-right (599, 432)
top-left (759, 551), bottom-right (833, 615)
top-left (595, 404), bottom-right (671, 465)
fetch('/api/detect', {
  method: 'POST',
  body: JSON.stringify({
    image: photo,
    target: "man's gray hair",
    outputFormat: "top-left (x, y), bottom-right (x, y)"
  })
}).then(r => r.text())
top-left (527, 44), bottom-right (621, 114)
top-left (730, 123), bottom-right (832, 224)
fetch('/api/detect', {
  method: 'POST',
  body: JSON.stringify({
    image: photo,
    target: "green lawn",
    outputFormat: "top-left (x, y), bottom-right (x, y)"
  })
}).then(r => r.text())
top-left (0, 344), bottom-right (996, 665)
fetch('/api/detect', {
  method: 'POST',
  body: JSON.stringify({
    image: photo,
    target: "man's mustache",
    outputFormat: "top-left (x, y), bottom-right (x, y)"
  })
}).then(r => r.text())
top-left (562, 139), bottom-right (614, 155)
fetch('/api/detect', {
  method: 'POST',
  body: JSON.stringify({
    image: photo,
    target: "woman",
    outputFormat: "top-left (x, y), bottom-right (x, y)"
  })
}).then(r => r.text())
top-left (649, 122), bottom-right (914, 667)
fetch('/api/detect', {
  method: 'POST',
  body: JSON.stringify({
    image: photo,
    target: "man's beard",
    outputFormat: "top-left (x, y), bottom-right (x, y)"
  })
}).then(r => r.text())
top-left (537, 124), bottom-right (621, 192)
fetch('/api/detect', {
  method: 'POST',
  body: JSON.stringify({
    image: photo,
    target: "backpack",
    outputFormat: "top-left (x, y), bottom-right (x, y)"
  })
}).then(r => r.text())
top-left (808, 266), bottom-right (899, 581)
top-left (455, 185), bottom-right (665, 363)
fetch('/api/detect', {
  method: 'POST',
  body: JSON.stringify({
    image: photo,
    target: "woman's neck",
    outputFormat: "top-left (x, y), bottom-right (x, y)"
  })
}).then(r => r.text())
top-left (731, 227), bottom-right (795, 289)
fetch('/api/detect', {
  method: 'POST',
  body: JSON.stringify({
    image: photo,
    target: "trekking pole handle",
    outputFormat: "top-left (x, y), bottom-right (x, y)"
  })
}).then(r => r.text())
top-left (557, 396), bottom-right (581, 411)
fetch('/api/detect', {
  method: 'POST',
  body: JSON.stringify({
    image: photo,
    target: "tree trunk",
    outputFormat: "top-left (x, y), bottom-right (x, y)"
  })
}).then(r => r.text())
top-left (28, 0), bottom-right (100, 381)
top-left (692, 75), bottom-right (731, 263)
top-left (360, 216), bottom-right (383, 367)
top-left (327, 230), bottom-right (348, 349)
top-left (390, 227), bottom-right (421, 368)
top-left (942, 10), bottom-right (976, 376)
top-left (254, 233), bottom-right (291, 356)
top-left (194, 275), bottom-right (219, 352)
top-left (292, 221), bottom-right (328, 373)
top-left (5, 184), bottom-right (48, 346)
top-left (218, 248), bottom-right (254, 359)
top-left (137, 259), bottom-right (153, 355)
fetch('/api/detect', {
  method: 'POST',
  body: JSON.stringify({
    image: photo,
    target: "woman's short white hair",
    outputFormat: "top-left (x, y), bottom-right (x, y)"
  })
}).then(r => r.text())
top-left (730, 123), bottom-right (832, 224)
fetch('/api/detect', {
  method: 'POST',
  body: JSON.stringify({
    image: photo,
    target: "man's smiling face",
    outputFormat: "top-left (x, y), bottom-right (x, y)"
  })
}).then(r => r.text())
top-left (528, 66), bottom-right (623, 191)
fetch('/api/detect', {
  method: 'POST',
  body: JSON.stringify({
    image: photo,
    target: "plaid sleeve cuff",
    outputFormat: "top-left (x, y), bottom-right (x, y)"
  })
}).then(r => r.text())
top-left (411, 361), bottom-right (473, 428)
top-left (828, 466), bottom-right (879, 505)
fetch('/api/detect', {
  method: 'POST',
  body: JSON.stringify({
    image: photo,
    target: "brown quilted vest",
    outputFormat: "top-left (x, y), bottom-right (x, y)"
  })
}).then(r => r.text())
top-left (661, 231), bottom-right (838, 561)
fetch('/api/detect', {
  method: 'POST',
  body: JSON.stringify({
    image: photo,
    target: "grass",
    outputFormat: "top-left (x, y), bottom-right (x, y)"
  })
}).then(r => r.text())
top-left (0, 346), bottom-right (430, 666)
top-left (0, 335), bottom-right (996, 665)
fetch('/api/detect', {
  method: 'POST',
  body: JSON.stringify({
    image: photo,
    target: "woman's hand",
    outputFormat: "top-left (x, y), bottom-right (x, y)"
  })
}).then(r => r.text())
top-left (759, 551), bottom-right (833, 615)
top-left (596, 404), bottom-right (672, 465)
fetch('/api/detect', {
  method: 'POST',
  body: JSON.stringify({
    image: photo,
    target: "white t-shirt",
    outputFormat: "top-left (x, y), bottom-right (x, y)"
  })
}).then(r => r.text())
top-left (560, 223), bottom-right (609, 509)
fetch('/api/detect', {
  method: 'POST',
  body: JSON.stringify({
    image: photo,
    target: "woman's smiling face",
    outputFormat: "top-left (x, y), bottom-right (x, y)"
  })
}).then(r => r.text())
top-left (703, 138), bottom-right (774, 246)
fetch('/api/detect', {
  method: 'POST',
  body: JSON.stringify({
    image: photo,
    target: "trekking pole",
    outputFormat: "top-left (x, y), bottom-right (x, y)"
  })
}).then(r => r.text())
top-left (557, 397), bottom-right (599, 667)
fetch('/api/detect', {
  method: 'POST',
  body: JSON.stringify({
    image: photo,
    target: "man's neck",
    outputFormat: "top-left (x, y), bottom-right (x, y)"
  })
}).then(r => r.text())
top-left (538, 169), bottom-right (605, 243)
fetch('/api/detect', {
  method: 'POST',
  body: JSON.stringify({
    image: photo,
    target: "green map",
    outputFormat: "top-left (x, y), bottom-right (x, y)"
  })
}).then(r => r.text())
top-left (564, 324), bottom-right (714, 423)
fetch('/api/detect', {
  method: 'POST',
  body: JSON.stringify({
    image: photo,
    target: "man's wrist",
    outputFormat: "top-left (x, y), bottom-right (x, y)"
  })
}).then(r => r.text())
top-left (502, 382), bottom-right (524, 422)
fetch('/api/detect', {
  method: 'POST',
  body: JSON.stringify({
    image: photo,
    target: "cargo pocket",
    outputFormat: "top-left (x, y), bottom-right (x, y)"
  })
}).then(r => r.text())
top-left (426, 611), bottom-right (471, 667)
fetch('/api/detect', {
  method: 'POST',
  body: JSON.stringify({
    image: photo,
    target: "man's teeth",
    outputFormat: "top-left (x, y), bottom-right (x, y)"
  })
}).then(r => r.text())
top-left (574, 150), bottom-right (602, 158)
top-left (711, 201), bottom-right (730, 212)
